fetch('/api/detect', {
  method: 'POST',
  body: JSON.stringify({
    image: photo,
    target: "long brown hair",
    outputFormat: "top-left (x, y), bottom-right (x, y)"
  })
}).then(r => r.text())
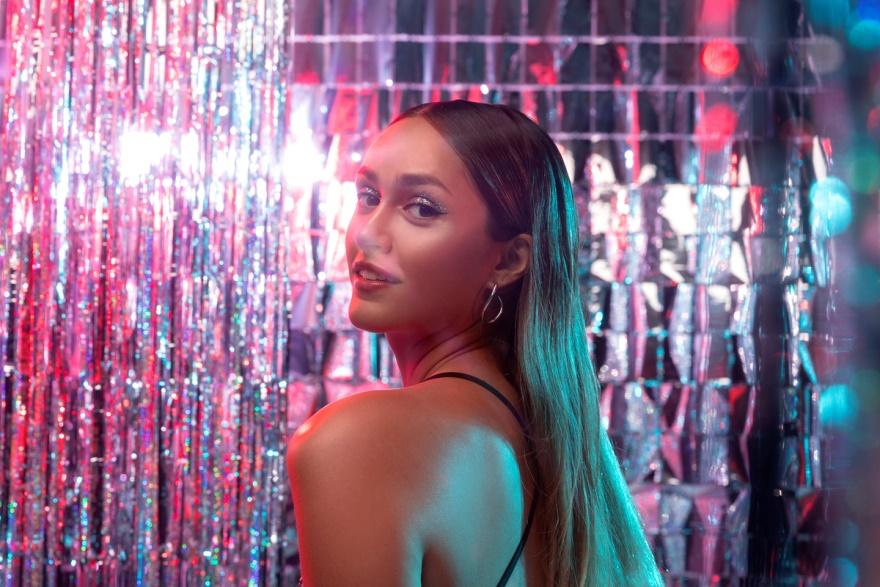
top-left (393, 100), bottom-right (663, 585)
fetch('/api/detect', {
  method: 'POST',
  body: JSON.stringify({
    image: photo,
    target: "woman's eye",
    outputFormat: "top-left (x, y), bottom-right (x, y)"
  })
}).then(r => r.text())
top-left (356, 190), bottom-right (444, 219)
top-left (356, 190), bottom-right (380, 207)
top-left (406, 198), bottom-right (444, 219)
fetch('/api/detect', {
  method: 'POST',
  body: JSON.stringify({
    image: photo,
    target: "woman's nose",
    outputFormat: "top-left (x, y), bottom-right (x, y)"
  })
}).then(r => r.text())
top-left (351, 205), bottom-right (392, 253)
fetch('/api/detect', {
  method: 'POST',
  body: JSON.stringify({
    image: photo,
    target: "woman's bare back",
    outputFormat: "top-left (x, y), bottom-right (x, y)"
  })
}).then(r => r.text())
top-left (288, 372), bottom-right (548, 586)
top-left (411, 374), bottom-right (547, 586)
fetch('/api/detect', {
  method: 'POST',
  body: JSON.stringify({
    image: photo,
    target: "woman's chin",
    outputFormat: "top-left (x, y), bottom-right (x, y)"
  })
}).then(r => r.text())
top-left (347, 309), bottom-right (390, 333)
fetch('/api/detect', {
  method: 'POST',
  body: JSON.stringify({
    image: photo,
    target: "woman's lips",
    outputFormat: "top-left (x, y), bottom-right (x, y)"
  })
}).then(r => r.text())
top-left (351, 260), bottom-right (401, 283)
top-left (352, 273), bottom-right (396, 292)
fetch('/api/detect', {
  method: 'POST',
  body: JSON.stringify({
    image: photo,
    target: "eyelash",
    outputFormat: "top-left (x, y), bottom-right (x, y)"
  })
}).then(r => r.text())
top-left (355, 188), bottom-right (446, 219)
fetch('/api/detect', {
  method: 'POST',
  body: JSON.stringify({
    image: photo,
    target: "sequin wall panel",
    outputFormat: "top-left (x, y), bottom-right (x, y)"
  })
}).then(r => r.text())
top-left (0, 0), bottom-right (849, 584)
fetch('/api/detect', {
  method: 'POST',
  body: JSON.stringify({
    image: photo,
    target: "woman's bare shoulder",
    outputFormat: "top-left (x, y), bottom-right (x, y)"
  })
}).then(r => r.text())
top-left (287, 376), bottom-right (524, 480)
top-left (286, 388), bottom-right (443, 584)
top-left (285, 379), bottom-right (502, 520)
top-left (285, 382), bottom-right (529, 583)
top-left (286, 384), bottom-right (459, 496)
top-left (290, 386), bottom-right (442, 454)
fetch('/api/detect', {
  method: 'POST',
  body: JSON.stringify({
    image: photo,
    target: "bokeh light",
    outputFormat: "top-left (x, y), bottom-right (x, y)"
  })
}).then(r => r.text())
top-left (119, 129), bottom-right (171, 181)
top-left (701, 39), bottom-right (741, 77)
top-left (857, 0), bottom-right (880, 20)
top-left (809, 176), bottom-right (853, 238)
top-left (845, 144), bottom-right (880, 193)
top-left (803, 35), bottom-right (845, 74)
top-left (806, 0), bottom-right (852, 31)
top-left (820, 384), bottom-right (859, 428)
top-left (847, 0), bottom-right (880, 50)
top-left (282, 137), bottom-right (326, 190)
top-left (830, 557), bottom-right (860, 587)
top-left (848, 18), bottom-right (880, 51)
top-left (696, 103), bottom-right (738, 151)
top-left (699, 0), bottom-right (738, 27)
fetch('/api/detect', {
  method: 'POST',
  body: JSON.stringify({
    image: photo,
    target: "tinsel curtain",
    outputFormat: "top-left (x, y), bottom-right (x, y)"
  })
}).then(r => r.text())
top-left (1, 0), bottom-right (867, 584)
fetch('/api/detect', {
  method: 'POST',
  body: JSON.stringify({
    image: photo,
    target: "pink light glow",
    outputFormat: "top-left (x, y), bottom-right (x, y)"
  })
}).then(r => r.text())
top-left (699, 0), bottom-right (739, 27)
top-left (702, 40), bottom-right (740, 78)
top-left (697, 103), bottom-right (739, 151)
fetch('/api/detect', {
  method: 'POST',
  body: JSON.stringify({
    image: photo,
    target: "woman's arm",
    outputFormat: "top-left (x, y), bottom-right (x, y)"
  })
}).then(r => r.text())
top-left (286, 395), bottom-right (426, 586)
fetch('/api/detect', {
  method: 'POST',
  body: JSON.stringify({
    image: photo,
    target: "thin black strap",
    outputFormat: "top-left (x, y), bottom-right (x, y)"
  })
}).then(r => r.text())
top-left (498, 486), bottom-right (538, 586)
top-left (426, 371), bottom-right (527, 429)
top-left (423, 371), bottom-right (539, 586)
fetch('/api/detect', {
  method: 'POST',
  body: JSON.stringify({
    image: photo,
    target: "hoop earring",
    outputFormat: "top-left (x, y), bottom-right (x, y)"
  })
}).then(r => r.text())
top-left (481, 282), bottom-right (503, 324)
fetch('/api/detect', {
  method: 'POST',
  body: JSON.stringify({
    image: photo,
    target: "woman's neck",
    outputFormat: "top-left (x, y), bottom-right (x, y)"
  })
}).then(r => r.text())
top-left (385, 323), bottom-right (505, 387)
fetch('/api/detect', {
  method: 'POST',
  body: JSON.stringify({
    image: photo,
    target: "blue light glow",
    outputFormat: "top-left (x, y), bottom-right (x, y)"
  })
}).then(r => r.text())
top-left (820, 384), bottom-right (859, 428)
top-left (809, 176), bottom-right (853, 238)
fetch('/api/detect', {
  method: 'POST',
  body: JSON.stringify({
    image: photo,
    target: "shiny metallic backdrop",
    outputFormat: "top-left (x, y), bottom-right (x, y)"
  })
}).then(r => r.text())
top-left (0, 0), bottom-right (864, 584)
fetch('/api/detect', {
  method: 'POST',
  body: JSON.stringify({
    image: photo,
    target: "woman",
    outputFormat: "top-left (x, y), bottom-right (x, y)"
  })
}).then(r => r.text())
top-left (287, 100), bottom-right (662, 586)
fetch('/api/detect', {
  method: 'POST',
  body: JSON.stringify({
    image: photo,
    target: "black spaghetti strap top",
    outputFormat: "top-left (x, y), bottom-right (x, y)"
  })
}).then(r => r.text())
top-left (424, 371), bottom-right (539, 587)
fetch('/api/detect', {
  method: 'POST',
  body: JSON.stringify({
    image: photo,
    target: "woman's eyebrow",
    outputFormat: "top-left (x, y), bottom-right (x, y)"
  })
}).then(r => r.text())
top-left (356, 167), bottom-right (451, 195)
top-left (396, 173), bottom-right (450, 194)
top-left (355, 167), bottom-right (379, 183)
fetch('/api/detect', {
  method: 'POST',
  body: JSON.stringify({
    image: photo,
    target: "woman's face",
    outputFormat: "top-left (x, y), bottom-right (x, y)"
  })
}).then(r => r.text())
top-left (345, 117), bottom-right (504, 335)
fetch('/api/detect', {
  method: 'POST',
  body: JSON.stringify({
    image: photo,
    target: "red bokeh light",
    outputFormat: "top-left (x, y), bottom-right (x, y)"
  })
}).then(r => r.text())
top-left (295, 71), bottom-right (320, 84)
top-left (699, 0), bottom-right (739, 26)
top-left (697, 104), bottom-right (739, 151)
top-left (701, 40), bottom-right (740, 78)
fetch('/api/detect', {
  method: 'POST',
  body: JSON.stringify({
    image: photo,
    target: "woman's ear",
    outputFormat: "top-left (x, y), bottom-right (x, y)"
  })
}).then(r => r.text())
top-left (493, 233), bottom-right (532, 287)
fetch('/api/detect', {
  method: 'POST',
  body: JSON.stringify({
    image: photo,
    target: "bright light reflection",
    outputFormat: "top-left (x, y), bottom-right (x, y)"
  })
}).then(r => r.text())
top-left (119, 129), bottom-right (171, 181)
top-left (180, 129), bottom-right (200, 175)
top-left (282, 138), bottom-right (325, 190)
top-left (339, 181), bottom-right (358, 230)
